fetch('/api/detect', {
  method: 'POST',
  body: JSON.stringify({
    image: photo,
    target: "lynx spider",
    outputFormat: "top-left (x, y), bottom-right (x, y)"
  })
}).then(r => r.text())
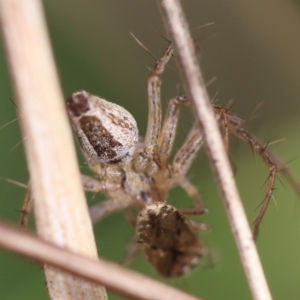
top-left (20, 40), bottom-right (282, 276)
top-left (67, 41), bottom-right (278, 240)
top-left (67, 42), bottom-right (209, 223)
top-left (67, 39), bottom-right (277, 276)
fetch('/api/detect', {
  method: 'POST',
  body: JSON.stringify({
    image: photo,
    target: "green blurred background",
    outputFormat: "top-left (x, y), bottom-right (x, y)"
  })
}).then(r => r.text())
top-left (1, 0), bottom-right (300, 299)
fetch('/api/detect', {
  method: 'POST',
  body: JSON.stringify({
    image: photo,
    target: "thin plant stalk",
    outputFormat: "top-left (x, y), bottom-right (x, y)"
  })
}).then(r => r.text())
top-left (0, 219), bottom-right (202, 300)
top-left (158, 1), bottom-right (272, 300)
top-left (0, 0), bottom-right (106, 298)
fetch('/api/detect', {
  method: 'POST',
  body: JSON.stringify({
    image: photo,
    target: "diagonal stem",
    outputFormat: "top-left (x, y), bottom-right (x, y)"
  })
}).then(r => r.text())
top-left (0, 219), bottom-right (203, 300)
top-left (158, 1), bottom-right (272, 300)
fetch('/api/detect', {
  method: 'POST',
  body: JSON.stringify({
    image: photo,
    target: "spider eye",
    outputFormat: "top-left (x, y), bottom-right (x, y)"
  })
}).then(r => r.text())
top-left (67, 91), bottom-right (138, 165)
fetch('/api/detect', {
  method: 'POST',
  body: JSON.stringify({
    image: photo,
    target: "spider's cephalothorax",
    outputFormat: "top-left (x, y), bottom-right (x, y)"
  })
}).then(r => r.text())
top-left (136, 202), bottom-right (207, 277)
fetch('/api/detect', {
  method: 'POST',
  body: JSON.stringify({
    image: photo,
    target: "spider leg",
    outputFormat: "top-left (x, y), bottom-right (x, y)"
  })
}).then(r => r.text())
top-left (219, 106), bottom-right (230, 152)
top-left (172, 122), bottom-right (204, 176)
top-left (124, 206), bottom-right (138, 227)
top-left (80, 174), bottom-right (104, 192)
top-left (122, 236), bottom-right (140, 266)
top-left (89, 197), bottom-right (136, 224)
top-left (20, 181), bottom-right (33, 228)
top-left (144, 43), bottom-right (174, 155)
top-left (214, 105), bottom-right (277, 240)
top-left (158, 96), bottom-right (189, 163)
top-left (188, 220), bottom-right (210, 232)
top-left (171, 123), bottom-right (207, 213)
top-left (179, 179), bottom-right (208, 215)
top-left (19, 176), bottom-right (104, 228)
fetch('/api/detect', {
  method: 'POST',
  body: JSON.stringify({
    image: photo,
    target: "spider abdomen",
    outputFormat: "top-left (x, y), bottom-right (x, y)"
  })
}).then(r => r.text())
top-left (67, 91), bottom-right (139, 165)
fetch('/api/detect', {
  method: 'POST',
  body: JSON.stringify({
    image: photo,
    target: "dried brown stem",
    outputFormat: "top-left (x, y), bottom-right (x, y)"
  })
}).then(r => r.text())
top-left (0, 0), bottom-right (106, 298)
top-left (0, 219), bottom-right (202, 300)
top-left (158, 1), bottom-right (272, 300)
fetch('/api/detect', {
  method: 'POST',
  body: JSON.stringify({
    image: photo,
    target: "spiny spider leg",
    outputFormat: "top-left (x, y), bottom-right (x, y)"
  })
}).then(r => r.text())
top-left (19, 181), bottom-right (33, 228)
top-left (214, 105), bottom-right (277, 240)
top-left (144, 43), bottom-right (173, 155)
top-left (172, 122), bottom-right (204, 177)
top-left (217, 106), bottom-right (230, 152)
top-left (170, 122), bottom-right (207, 214)
top-left (158, 96), bottom-right (189, 163)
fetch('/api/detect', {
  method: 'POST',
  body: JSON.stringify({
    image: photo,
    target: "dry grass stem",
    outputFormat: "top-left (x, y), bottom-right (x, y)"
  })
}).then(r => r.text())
top-left (0, 0), bottom-right (106, 298)
top-left (158, 1), bottom-right (272, 299)
top-left (0, 220), bottom-right (203, 300)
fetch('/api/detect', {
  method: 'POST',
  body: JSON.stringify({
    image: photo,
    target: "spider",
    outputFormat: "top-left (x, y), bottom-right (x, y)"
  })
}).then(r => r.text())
top-left (67, 41), bottom-right (280, 242)
top-left (67, 42), bottom-right (208, 228)
top-left (20, 40), bottom-right (295, 276)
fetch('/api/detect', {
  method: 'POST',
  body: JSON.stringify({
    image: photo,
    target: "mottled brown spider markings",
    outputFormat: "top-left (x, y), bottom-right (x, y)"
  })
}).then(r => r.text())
top-left (136, 202), bottom-right (208, 277)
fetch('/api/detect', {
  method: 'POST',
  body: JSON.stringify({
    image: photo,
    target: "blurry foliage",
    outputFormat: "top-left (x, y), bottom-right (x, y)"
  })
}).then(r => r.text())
top-left (0, 0), bottom-right (300, 299)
